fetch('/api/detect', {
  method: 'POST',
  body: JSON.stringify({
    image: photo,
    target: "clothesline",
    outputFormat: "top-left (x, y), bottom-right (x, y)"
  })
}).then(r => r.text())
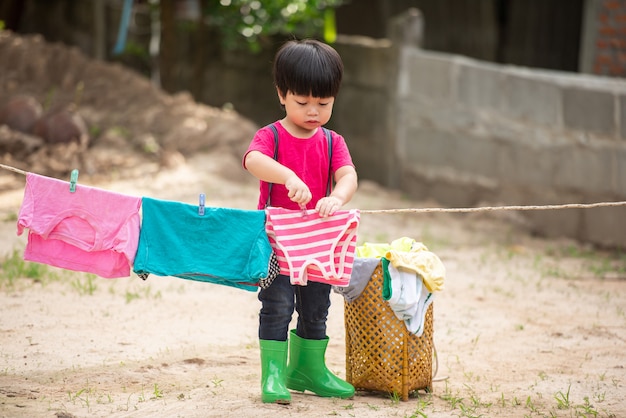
top-left (0, 163), bottom-right (26, 175)
top-left (2, 163), bottom-right (626, 214)
top-left (359, 200), bottom-right (626, 214)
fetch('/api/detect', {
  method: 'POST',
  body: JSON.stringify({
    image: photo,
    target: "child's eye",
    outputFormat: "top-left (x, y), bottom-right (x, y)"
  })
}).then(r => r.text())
top-left (319, 103), bottom-right (329, 106)
top-left (296, 101), bottom-right (306, 105)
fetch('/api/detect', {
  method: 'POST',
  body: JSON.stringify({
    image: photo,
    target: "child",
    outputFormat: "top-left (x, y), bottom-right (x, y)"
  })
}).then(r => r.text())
top-left (243, 39), bottom-right (358, 404)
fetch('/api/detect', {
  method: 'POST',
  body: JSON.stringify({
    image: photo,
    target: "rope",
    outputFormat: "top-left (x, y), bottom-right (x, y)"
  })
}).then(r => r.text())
top-left (1, 162), bottom-right (625, 213)
top-left (0, 163), bottom-right (27, 176)
top-left (359, 200), bottom-right (626, 214)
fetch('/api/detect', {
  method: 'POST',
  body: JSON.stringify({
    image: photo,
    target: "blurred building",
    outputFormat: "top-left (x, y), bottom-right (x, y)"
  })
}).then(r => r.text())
top-left (335, 0), bottom-right (625, 78)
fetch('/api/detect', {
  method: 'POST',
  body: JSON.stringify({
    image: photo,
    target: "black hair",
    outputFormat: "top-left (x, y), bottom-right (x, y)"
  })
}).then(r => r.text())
top-left (273, 39), bottom-right (343, 99)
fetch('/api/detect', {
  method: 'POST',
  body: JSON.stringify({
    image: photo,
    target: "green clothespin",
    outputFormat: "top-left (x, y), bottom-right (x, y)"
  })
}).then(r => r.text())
top-left (70, 169), bottom-right (79, 193)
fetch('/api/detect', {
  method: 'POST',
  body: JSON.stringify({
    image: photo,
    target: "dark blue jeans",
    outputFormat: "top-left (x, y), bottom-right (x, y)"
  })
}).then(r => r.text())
top-left (258, 274), bottom-right (331, 341)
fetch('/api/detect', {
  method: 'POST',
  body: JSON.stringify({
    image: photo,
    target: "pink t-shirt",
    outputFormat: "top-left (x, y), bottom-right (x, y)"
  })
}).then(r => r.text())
top-left (17, 173), bottom-right (142, 278)
top-left (243, 121), bottom-right (354, 210)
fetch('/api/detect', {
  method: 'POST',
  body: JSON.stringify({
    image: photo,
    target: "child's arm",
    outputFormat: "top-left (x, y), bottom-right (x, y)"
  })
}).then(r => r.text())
top-left (316, 165), bottom-right (358, 217)
top-left (244, 150), bottom-right (312, 205)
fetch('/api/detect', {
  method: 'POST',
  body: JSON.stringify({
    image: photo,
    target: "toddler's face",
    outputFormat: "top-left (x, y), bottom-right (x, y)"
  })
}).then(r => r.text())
top-left (279, 90), bottom-right (335, 135)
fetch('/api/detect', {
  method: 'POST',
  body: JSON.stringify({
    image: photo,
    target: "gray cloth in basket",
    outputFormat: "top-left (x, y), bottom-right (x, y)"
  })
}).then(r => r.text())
top-left (333, 257), bottom-right (380, 302)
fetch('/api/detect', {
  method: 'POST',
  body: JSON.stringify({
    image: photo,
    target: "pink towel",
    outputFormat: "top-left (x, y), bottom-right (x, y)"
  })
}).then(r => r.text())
top-left (265, 207), bottom-right (360, 287)
top-left (17, 173), bottom-right (141, 278)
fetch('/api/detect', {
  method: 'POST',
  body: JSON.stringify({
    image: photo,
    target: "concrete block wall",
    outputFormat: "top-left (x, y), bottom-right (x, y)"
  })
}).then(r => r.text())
top-left (332, 37), bottom-right (398, 187)
top-left (392, 46), bottom-right (626, 247)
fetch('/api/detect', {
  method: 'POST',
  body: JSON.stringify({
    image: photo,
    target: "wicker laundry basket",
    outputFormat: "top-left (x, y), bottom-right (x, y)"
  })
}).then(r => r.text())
top-left (344, 262), bottom-right (433, 401)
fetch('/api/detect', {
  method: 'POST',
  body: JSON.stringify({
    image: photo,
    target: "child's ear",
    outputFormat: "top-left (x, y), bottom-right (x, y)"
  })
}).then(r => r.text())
top-left (276, 87), bottom-right (286, 105)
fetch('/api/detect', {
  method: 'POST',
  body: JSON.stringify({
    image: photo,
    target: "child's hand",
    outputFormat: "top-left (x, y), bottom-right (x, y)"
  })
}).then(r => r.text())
top-left (285, 175), bottom-right (312, 206)
top-left (316, 196), bottom-right (342, 217)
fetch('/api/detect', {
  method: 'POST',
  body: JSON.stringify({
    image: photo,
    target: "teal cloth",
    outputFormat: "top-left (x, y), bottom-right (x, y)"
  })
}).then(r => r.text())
top-left (382, 257), bottom-right (392, 300)
top-left (133, 197), bottom-right (272, 291)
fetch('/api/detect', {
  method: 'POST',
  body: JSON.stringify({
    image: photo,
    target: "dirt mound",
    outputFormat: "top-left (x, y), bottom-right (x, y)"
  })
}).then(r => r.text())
top-left (0, 30), bottom-right (257, 185)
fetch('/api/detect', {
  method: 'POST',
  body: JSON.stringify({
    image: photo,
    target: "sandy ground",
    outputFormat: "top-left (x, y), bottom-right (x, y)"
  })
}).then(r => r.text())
top-left (0, 151), bottom-right (624, 418)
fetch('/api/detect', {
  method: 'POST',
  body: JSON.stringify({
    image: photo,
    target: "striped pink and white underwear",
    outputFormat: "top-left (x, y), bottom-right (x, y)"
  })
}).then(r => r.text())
top-left (265, 207), bottom-right (360, 287)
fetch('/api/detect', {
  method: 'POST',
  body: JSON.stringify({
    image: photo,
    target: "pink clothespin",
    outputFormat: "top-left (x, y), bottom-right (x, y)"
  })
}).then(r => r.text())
top-left (299, 204), bottom-right (308, 218)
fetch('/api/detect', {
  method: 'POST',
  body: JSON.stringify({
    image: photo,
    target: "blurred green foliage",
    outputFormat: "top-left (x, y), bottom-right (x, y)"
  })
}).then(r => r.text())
top-left (203, 0), bottom-right (343, 51)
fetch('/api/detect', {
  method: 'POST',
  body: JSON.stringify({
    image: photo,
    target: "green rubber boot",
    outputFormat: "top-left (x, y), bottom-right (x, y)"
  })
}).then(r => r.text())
top-left (285, 330), bottom-right (355, 399)
top-left (260, 339), bottom-right (291, 404)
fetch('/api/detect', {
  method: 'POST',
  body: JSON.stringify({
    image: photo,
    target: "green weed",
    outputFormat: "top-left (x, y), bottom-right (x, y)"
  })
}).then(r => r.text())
top-left (366, 403), bottom-right (379, 410)
top-left (0, 249), bottom-right (56, 287)
top-left (554, 385), bottom-right (571, 409)
top-left (124, 285), bottom-right (161, 303)
top-left (440, 382), bottom-right (464, 409)
top-left (2, 212), bottom-right (17, 222)
top-left (67, 387), bottom-right (93, 412)
top-left (388, 390), bottom-right (401, 405)
top-left (71, 275), bottom-right (98, 295)
top-left (575, 396), bottom-right (599, 417)
top-left (152, 383), bottom-right (163, 399)
top-left (408, 402), bottom-right (429, 418)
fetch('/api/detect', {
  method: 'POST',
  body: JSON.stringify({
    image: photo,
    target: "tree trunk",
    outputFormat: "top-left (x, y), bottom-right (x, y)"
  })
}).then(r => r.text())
top-left (159, 0), bottom-right (176, 92)
top-left (192, 0), bottom-right (209, 99)
top-left (0, 0), bottom-right (25, 31)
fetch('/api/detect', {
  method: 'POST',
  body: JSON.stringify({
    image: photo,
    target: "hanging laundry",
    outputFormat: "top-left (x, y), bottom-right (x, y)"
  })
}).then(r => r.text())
top-left (17, 172), bottom-right (142, 278)
top-left (133, 197), bottom-right (273, 291)
top-left (258, 251), bottom-right (281, 289)
top-left (265, 207), bottom-right (360, 287)
top-left (381, 257), bottom-right (434, 337)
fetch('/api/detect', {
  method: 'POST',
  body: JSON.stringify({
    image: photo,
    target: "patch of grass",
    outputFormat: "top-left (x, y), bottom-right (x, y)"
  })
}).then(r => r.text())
top-left (2, 212), bottom-right (17, 222)
top-left (210, 377), bottom-right (223, 388)
top-left (71, 274), bottom-right (98, 296)
top-left (457, 400), bottom-right (486, 418)
top-left (546, 243), bottom-right (626, 279)
top-left (409, 397), bottom-right (433, 417)
top-left (125, 291), bottom-right (141, 304)
top-left (68, 386), bottom-right (95, 412)
top-left (152, 383), bottom-right (163, 399)
top-left (124, 285), bottom-right (162, 303)
top-left (67, 382), bottom-right (113, 412)
top-left (365, 403), bottom-right (379, 411)
top-left (439, 382), bottom-right (464, 409)
top-left (554, 385), bottom-right (571, 410)
top-left (89, 125), bottom-right (102, 138)
top-left (575, 396), bottom-right (599, 417)
top-left (525, 395), bottom-right (539, 414)
top-left (388, 390), bottom-right (401, 405)
top-left (0, 249), bottom-right (57, 287)
top-left (109, 125), bottom-right (131, 139)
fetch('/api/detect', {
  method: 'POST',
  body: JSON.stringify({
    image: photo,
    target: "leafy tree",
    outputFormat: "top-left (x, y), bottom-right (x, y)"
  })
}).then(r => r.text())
top-left (203, 0), bottom-right (343, 51)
